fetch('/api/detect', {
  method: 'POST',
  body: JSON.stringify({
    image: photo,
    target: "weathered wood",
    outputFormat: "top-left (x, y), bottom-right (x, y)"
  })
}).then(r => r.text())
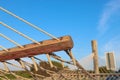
top-left (91, 40), bottom-right (99, 74)
top-left (91, 40), bottom-right (99, 80)
top-left (0, 36), bottom-right (73, 61)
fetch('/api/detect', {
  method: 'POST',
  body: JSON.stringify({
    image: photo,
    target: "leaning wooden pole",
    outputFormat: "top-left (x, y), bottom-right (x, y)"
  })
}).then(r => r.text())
top-left (91, 40), bottom-right (99, 79)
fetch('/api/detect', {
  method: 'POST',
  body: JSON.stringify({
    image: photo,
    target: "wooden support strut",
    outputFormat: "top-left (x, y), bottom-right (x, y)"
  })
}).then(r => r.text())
top-left (46, 54), bottom-right (53, 68)
top-left (61, 61), bottom-right (64, 68)
top-left (2, 62), bottom-right (9, 72)
top-left (15, 59), bottom-right (25, 68)
top-left (65, 50), bottom-right (76, 66)
top-left (49, 53), bottom-right (65, 68)
top-left (30, 56), bottom-right (38, 71)
top-left (15, 59), bottom-right (39, 79)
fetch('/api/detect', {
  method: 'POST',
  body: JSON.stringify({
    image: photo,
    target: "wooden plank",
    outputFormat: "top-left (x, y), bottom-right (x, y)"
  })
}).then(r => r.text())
top-left (0, 36), bottom-right (73, 61)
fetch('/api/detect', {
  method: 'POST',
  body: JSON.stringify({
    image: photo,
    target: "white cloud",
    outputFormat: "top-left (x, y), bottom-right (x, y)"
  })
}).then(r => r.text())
top-left (98, 0), bottom-right (120, 34)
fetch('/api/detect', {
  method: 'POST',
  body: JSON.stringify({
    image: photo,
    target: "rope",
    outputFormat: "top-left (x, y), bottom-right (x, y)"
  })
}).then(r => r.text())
top-left (0, 33), bottom-right (24, 48)
top-left (0, 45), bottom-right (8, 51)
top-left (0, 7), bottom-right (59, 41)
top-left (0, 22), bottom-right (40, 45)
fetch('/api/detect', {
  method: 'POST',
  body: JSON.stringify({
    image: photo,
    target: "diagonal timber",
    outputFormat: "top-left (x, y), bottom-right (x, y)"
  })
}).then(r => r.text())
top-left (0, 36), bottom-right (73, 61)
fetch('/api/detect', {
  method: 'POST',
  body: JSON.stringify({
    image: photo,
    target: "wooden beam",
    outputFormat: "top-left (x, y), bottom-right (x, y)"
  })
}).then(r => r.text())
top-left (0, 36), bottom-right (73, 61)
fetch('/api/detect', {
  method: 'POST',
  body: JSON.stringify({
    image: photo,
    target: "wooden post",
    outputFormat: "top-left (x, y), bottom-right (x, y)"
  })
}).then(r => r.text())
top-left (15, 59), bottom-right (25, 68)
top-left (61, 61), bottom-right (64, 68)
top-left (65, 50), bottom-right (76, 66)
top-left (91, 40), bottom-right (99, 79)
top-left (3, 62), bottom-right (9, 72)
top-left (30, 56), bottom-right (38, 71)
top-left (46, 54), bottom-right (53, 68)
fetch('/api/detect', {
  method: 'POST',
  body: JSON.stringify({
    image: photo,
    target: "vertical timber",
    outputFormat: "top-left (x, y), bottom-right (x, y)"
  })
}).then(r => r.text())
top-left (91, 40), bottom-right (99, 80)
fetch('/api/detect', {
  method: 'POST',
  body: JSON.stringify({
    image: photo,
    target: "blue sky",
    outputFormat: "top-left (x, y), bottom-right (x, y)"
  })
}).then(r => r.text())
top-left (0, 0), bottom-right (120, 68)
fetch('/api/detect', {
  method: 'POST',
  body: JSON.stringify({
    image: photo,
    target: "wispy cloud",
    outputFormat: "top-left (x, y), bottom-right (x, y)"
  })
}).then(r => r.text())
top-left (98, 0), bottom-right (120, 34)
top-left (102, 36), bottom-right (120, 53)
